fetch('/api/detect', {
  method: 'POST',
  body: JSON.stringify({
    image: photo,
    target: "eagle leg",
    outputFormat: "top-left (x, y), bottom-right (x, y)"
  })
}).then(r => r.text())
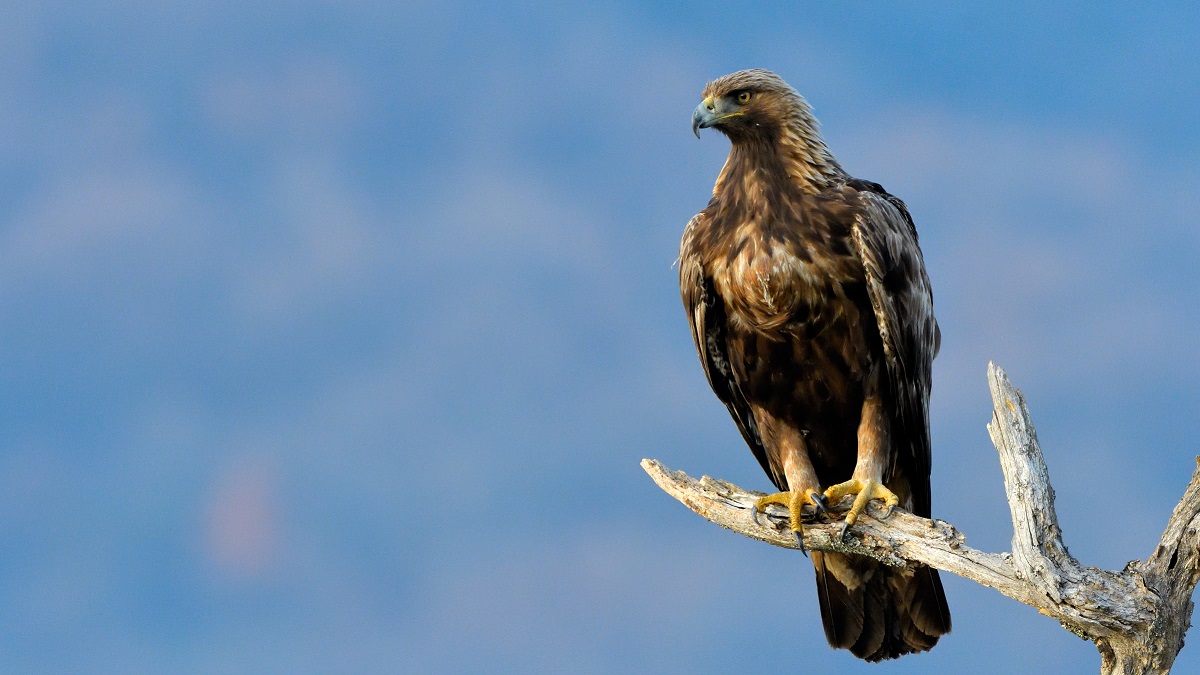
top-left (822, 479), bottom-right (900, 543)
top-left (751, 488), bottom-right (826, 555)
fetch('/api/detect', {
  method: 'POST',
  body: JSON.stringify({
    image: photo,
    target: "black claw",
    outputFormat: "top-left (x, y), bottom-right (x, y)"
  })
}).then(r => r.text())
top-left (750, 506), bottom-right (761, 526)
top-left (881, 504), bottom-right (895, 519)
top-left (838, 521), bottom-right (851, 543)
top-left (811, 493), bottom-right (829, 518)
top-left (794, 529), bottom-right (807, 556)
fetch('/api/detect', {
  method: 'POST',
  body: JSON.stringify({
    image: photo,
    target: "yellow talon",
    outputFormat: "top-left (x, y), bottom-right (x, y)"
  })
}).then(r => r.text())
top-left (822, 479), bottom-right (901, 540)
top-left (751, 488), bottom-right (826, 554)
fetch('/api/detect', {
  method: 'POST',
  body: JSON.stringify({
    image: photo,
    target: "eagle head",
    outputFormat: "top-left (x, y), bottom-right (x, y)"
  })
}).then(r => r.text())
top-left (691, 69), bottom-right (815, 141)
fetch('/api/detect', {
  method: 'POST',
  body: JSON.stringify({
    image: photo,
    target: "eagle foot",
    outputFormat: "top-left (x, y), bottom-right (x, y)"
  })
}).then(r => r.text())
top-left (751, 488), bottom-right (826, 555)
top-left (822, 479), bottom-right (900, 543)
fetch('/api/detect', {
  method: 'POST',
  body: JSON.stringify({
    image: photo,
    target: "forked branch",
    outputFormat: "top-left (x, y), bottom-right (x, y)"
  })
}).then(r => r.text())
top-left (644, 363), bottom-right (1200, 674)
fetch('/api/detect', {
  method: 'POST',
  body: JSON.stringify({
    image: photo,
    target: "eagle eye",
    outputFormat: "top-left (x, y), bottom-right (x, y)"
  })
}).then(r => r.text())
top-left (735, 90), bottom-right (752, 105)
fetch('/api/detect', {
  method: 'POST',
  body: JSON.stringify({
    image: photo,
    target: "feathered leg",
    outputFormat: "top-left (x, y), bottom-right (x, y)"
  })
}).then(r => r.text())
top-left (823, 389), bottom-right (900, 541)
top-left (748, 406), bottom-right (826, 553)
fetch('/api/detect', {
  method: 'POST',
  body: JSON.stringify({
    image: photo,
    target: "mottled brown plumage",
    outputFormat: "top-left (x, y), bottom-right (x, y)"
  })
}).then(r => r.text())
top-left (680, 69), bottom-right (950, 661)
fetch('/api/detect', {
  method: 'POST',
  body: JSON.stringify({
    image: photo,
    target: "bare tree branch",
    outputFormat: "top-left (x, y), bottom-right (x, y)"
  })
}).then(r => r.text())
top-left (644, 363), bottom-right (1200, 674)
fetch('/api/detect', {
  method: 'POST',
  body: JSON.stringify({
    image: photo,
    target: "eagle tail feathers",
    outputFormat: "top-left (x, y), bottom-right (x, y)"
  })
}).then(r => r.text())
top-left (812, 552), bottom-right (950, 661)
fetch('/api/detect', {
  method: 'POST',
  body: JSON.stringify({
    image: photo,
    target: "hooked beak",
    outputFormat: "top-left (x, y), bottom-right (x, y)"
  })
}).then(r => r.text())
top-left (692, 96), bottom-right (718, 138)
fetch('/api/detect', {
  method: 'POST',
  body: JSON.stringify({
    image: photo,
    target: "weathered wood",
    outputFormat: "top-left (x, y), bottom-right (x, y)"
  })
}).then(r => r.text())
top-left (645, 363), bottom-right (1200, 674)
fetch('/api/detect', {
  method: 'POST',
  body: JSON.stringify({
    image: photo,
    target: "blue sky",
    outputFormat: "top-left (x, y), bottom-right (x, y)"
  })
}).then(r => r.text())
top-left (4, 1), bottom-right (1200, 672)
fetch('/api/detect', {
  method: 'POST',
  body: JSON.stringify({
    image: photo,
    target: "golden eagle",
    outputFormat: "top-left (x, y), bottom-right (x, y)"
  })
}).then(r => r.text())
top-left (680, 69), bottom-right (951, 660)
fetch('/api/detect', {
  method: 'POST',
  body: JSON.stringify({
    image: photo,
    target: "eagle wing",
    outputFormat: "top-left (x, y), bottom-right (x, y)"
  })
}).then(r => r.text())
top-left (679, 214), bottom-right (780, 489)
top-left (849, 188), bottom-right (940, 516)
